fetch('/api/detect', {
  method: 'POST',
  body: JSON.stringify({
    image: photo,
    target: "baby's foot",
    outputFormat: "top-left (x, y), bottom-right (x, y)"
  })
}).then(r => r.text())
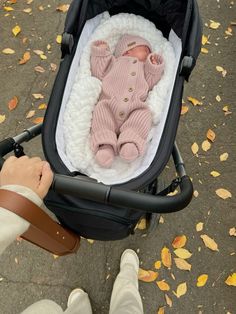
top-left (95, 145), bottom-right (115, 168)
top-left (119, 143), bottom-right (139, 162)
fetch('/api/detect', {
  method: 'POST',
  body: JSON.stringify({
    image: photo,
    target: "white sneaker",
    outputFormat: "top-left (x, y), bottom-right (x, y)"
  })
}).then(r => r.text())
top-left (67, 288), bottom-right (85, 307)
top-left (120, 249), bottom-right (139, 273)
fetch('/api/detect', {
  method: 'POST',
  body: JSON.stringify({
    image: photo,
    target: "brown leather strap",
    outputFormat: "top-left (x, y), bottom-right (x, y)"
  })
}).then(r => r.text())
top-left (0, 189), bottom-right (80, 255)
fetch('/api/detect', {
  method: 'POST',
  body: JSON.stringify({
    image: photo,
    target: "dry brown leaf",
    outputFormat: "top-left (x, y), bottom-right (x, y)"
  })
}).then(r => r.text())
top-left (191, 142), bottom-right (199, 155)
top-left (209, 20), bottom-right (220, 29)
top-left (173, 282), bottom-right (187, 298)
top-left (19, 51), bottom-right (31, 64)
top-left (154, 260), bottom-right (162, 269)
top-left (174, 258), bottom-right (191, 271)
top-left (0, 115), bottom-right (6, 124)
top-left (220, 153), bottom-right (229, 161)
top-left (196, 222), bottom-right (204, 232)
top-left (229, 227), bottom-right (236, 237)
top-left (157, 307), bottom-right (165, 314)
top-left (197, 274), bottom-right (208, 287)
top-left (225, 273), bottom-right (236, 286)
top-left (210, 171), bottom-right (220, 177)
top-left (12, 25), bottom-right (21, 36)
top-left (32, 93), bottom-right (44, 99)
top-left (156, 280), bottom-right (170, 291)
top-left (181, 105), bottom-right (189, 115)
top-left (206, 129), bottom-right (216, 142)
top-left (187, 96), bottom-right (202, 106)
top-left (161, 247), bottom-right (172, 269)
top-left (33, 117), bottom-right (44, 124)
top-left (56, 4), bottom-right (70, 12)
top-left (138, 268), bottom-right (158, 282)
top-left (50, 63), bottom-right (57, 71)
top-left (200, 234), bottom-right (219, 251)
top-left (34, 66), bottom-right (45, 73)
top-left (2, 48), bottom-right (15, 54)
top-left (202, 140), bottom-right (211, 152)
top-left (215, 188), bottom-right (232, 200)
top-left (26, 110), bottom-right (35, 119)
top-left (172, 235), bottom-right (187, 249)
top-left (164, 294), bottom-right (172, 307)
top-left (8, 96), bottom-right (18, 111)
top-left (174, 248), bottom-right (192, 259)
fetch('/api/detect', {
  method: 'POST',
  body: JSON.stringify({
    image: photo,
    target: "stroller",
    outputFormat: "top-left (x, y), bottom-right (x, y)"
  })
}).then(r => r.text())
top-left (0, 0), bottom-right (202, 241)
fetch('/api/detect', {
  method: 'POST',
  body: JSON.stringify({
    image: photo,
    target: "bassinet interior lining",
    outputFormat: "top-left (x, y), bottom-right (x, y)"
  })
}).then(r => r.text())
top-left (56, 13), bottom-right (182, 185)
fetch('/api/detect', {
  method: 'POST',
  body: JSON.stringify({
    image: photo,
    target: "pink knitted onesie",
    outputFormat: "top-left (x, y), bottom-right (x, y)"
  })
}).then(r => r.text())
top-left (90, 34), bottom-right (164, 167)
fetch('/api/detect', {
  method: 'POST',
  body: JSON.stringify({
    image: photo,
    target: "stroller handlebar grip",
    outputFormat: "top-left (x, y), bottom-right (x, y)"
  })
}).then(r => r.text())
top-left (52, 174), bottom-right (193, 214)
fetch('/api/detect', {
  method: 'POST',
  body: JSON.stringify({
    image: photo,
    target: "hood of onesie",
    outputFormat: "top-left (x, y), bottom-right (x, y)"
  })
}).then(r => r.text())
top-left (114, 34), bottom-right (152, 57)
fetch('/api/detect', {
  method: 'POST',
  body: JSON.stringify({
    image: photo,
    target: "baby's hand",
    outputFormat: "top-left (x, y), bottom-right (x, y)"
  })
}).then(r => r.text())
top-left (150, 54), bottom-right (163, 65)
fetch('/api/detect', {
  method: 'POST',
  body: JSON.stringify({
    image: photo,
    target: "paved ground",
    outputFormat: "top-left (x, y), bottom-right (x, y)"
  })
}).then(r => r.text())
top-left (0, 0), bottom-right (235, 313)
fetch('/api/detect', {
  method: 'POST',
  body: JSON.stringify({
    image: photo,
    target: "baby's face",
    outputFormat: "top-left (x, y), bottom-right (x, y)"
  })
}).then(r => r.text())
top-left (123, 45), bottom-right (150, 61)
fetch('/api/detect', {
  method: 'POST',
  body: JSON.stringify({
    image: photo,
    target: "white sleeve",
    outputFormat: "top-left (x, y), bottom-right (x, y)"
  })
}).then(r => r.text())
top-left (0, 185), bottom-right (42, 255)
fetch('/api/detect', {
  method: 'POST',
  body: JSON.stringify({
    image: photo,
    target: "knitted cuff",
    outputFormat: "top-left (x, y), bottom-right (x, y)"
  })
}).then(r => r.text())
top-left (91, 130), bottom-right (118, 154)
top-left (117, 128), bottom-right (146, 156)
top-left (91, 40), bottom-right (111, 57)
top-left (145, 53), bottom-right (165, 75)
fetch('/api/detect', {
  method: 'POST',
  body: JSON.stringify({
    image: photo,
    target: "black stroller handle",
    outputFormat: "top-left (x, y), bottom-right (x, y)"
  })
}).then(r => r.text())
top-left (52, 173), bottom-right (193, 214)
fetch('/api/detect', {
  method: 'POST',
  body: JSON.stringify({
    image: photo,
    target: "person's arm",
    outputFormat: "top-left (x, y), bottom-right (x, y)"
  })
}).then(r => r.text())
top-left (0, 156), bottom-right (53, 255)
top-left (90, 40), bottom-right (115, 80)
top-left (144, 53), bottom-right (165, 90)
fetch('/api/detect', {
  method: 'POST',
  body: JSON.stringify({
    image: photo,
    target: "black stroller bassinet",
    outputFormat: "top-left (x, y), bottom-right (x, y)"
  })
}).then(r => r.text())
top-left (0, 0), bottom-right (202, 241)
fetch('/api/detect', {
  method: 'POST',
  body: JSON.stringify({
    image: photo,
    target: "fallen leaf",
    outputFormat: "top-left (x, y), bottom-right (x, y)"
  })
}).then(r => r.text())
top-left (87, 239), bottom-right (94, 244)
top-left (0, 115), bottom-right (6, 124)
top-left (202, 35), bottom-right (209, 45)
top-left (206, 129), bottom-right (216, 142)
top-left (229, 227), bottom-right (236, 237)
top-left (225, 273), bottom-right (236, 286)
top-left (50, 63), bottom-right (57, 71)
top-left (173, 282), bottom-right (187, 298)
top-left (181, 105), bottom-right (189, 115)
top-left (215, 188), bottom-right (232, 200)
top-left (201, 47), bottom-right (209, 54)
top-left (38, 103), bottom-right (47, 110)
top-left (26, 110), bottom-right (35, 118)
top-left (38, 5), bottom-right (44, 11)
top-left (154, 260), bottom-right (162, 270)
top-left (174, 248), bottom-right (192, 259)
top-left (8, 96), bottom-right (18, 110)
top-left (156, 280), bottom-right (170, 291)
top-left (56, 35), bottom-right (62, 44)
top-left (197, 274), bottom-right (208, 287)
top-left (157, 307), bottom-right (165, 314)
top-left (161, 247), bottom-right (172, 269)
top-left (172, 235), bottom-right (187, 249)
top-left (159, 216), bottom-right (164, 224)
top-left (193, 190), bottom-right (199, 197)
top-left (210, 171), bottom-right (220, 177)
top-left (200, 234), bottom-right (219, 251)
top-left (202, 140), bottom-right (211, 152)
top-left (136, 218), bottom-right (146, 230)
top-left (174, 258), bottom-right (191, 271)
top-left (216, 95), bottom-right (221, 102)
top-left (216, 66), bottom-right (224, 72)
top-left (220, 153), bottom-right (229, 161)
top-left (14, 257), bottom-right (19, 264)
top-left (138, 268), bottom-right (158, 282)
top-left (33, 117), bottom-right (44, 124)
top-left (2, 48), bottom-right (15, 54)
top-left (33, 49), bottom-right (44, 56)
top-left (53, 254), bottom-right (59, 259)
top-left (23, 8), bottom-right (32, 13)
top-left (3, 6), bottom-right (14, 11)
top-left (191, 142), bottom-right (199, 155)
top-left (40, 54), bottom-right (47, 60)
top-left (27, 0), bottom-right (33, 4)
top-left (196, 222), bottom-right (204, 232)
top-left (209, 20), bottom-right (220, 29)
top-left (164, 294), bottom-right (172, 307)
top-left (12, 25), bottom-right (21, 36)
top-left (19, 51), bottom-right (31, 64)
top-left (187, 96), bottom-right (202, 106)
top-left (56, 4), bottom-right (70, 12)
top-left (32, 93), bottom-right (44, 99)
top-left (34, 66), bottom-right (45, 73)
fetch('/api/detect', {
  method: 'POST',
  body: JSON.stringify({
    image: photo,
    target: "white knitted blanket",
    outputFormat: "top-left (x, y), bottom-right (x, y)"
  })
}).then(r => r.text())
top-left (63, 12), bottom-right (176, 184)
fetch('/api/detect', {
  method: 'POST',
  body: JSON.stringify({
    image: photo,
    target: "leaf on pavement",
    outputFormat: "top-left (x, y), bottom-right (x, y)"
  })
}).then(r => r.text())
top-left (174, 258), bottom-right (191, 271)
top-left (229, 227), bottom-right (236, 237)
top-left (19, 51), bottom-right (31, 64)
top-left (210, 171), bottom-right (220, 177)
top-left (206, 129), bottom-right (216, 142)
top-left (0, 115), bottom-right (6, 124)
top-left (174, 248), bottom-right (192, 259)
top-left (157, 307), bottom-right (165, 314)
top-left (209, 20), bottom-right (220, 29)
top-left (164, 294), bottom-right (172, 307)
top-left (215, 188), bottom-right (232, 200)
top-left (200, 234), bottom-right (219, 251)
top-left (202, 140), bottom-right (211, 152)
top-left (33, 117), bottom-right (44, 124)
top-left (12, 25), bottom-right (21, 36)
top-left (187, 96), bottom-right (202, 106)
top-left (136, 218), bottom-right (147, 230)
top-left (181, 105), bottom-right (189, 115)
top-left (191, 142), bottom-right (199, 155)
top-left (161, 247), bottom-right (172, 269)
top-left (26, 110), bottom-right (35, 118)
top-left (34, 66), bottom-right (45, 73)
top-left (220, 152), bottom-right (229, 161)
top-left (225, 273), bottom-right (236, 286)
top-left (197, 274), bottom-right (208, 287)
top-left (38, 103), bottom-right (47, 110)
top-left (156, 280), bottom-right (170, 291)
top-left (154, 260), bottom-right (162, 270)
top-left (32, 93), bottom-right (44, 99)
top-left (196, 222), bottom-right (204, 232)
top-left (2, 48), bottom-right (15, 54)
top-left (173, 282), bottom-right (187, 298)
top-left (172, 235), bottom-right (187, 248)
top-left (56, 4), bottom-right (70, 12)
top-left (138, 268), bottom-right (158, 282)
top-left (8, 96), bottom-right (18, 110)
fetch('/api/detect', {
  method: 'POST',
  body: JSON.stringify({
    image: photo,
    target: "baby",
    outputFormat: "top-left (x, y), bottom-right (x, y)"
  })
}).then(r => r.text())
top-left (90, 34), bottom-right (164, 168)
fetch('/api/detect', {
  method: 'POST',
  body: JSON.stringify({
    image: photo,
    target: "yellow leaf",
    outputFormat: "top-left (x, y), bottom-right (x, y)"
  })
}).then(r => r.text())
top-left (201, 35), bottom-right (209, 45)
top-left (174, 248), bottom-right (192, 259)
top-left (201, 140), bottom-right (211, 152)
top-left (3, 6), bottom-right (14, 11)
top-left (187, 96), bottom-right (202, 106)
top-left (161, 247), bottom-right (172, 269)
top-left (174, 258), bottom-right (191, 271)
top-left (200, 234), bottom-right (219, 251)
top-left (225, 273), bottom-right (236, 286)
top-left (38, 103), bottom-right (47, 110)
top-left (157, 307), bottom-right (165, 314)
top-left (40, 54), bottom-right (47, 60)
top-left (164, 294), bottom-right (172, 307)
top-left (19, 51), bottom-right (31, 64)
top-left (201, 47), bottom-right (209, 54)
top-left (26, 110), bottom-right (35, 119)
top-left (174, 282), bottom-right (187, 298)
top-left (209, 20), bottom-right (221, 29)
top-left (23, 8), bottom-right (32, 13)
top-left (87, 239), bottom-right (94, 244)
top-left (220, 152), bottom-right (229, 161)
top-left (8, 96), bottom-right (18, 110)
top-left (53, 254), bottom-right (59, 259)
top-left (206, 129), bottom-right (216, 142)
top-left (33, 117), bottom-right (44, 124)
top-left (2, 48), bottom-right (15, 54)
top-left (33, 49), bottom-right (44, 55)
top-left (0, 115), bottom-right (6, 124)
top-left (172, 235), bottom-right (187, 249)
top-left (197, 274), bottom-right (208, 287)
top-left (210, 171), bottom-right (220, 177)
top-left (229, 227), bottom-right (236, 237)
top-left (32, 93), bottom-right (44, 99)
top-left (191, 142), bottom-right (199, 155)
top-left (154, 260), bottom-right (162, 270)
top-left (56, 4), bottom-right (70, 12)
top-left (196, 222), bottom-right (204, 232)
top-left (56, 35), bottom-right (62, 44)
top-left (216, 95), bottom-right (221, 102)
top-left (181, 105), bottom-right (189, 115)
top-left (12, 25), bottom-right (21, 36)
top-left (136, 218), bottom-right (146, 230)
top-left (215, 188), bottom-right (232, 200)
top-left (138, 268), bottom-right (158, 282)
top-left (216, 66), bottom-right (224, 72)
top-left (156, 280), bottom-right (170, 291)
